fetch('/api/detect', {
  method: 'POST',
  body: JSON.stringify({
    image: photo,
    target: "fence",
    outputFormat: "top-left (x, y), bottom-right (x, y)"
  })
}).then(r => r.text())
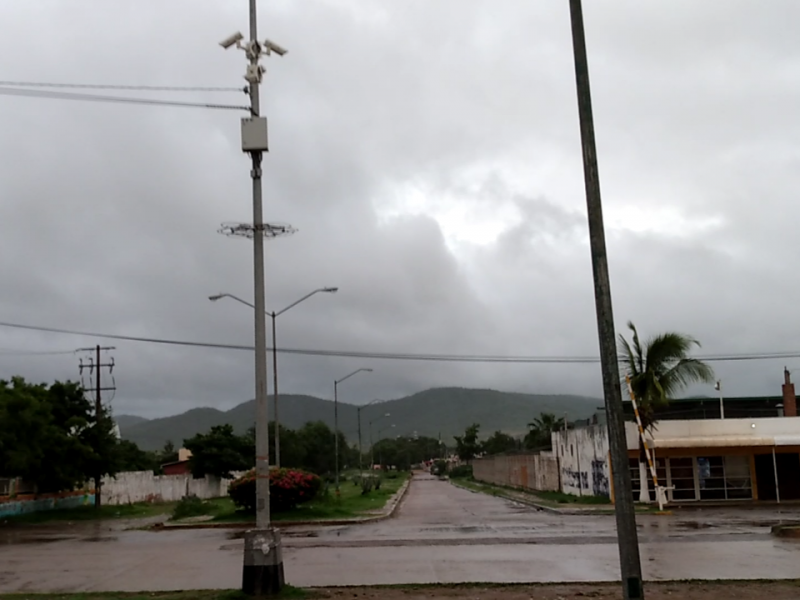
top-left (0, 470), bottom-right (245, 516)
top-left (472, 453), bottom-right (560, 492)
top-left (100, 470), bottom-right (243, 505)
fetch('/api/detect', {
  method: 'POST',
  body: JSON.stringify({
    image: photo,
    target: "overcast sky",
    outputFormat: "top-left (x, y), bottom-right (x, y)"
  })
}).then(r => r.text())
top-left (1, 1), bottom-right (799, 418)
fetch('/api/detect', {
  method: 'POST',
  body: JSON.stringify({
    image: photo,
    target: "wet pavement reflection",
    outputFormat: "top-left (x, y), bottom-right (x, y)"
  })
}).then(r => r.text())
top-left (1, 473), bottom-right (799, 592)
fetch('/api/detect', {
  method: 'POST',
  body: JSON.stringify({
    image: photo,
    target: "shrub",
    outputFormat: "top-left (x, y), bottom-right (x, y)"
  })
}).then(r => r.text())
top-left (449, 464), bottom-right (473, 479)
top-left (228, 468), bottom-right (322, 513)
top-left (171, 494), bottom-right (211, 520)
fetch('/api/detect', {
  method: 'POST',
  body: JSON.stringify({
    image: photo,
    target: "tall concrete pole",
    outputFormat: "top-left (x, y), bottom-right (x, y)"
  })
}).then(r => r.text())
top-left (568, 1), bottom-right (644, 599)
top-left (242, 0), bottom-right (283, 594)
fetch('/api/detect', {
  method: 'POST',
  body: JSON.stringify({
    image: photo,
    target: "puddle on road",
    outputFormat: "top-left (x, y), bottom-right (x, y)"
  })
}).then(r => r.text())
top-left (82, 536), bottom-right (119, 542)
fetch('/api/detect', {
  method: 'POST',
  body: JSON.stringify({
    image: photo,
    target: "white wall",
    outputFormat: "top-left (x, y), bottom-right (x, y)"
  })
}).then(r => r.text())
top-left (100, 471), bottom-right (243, 505)
top-left (552, 424), bottom-right (610, 497)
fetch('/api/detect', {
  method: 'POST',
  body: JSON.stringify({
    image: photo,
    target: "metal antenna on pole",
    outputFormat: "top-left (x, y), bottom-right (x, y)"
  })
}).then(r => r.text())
top-left (568, 1), bottom-right (644, 598)
top-left (218, 4), bottom-right (287, 595)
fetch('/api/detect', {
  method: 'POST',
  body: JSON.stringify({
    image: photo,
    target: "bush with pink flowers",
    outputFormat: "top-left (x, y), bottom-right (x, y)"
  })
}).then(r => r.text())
top-left (228, 468), bottom-right (322, 513)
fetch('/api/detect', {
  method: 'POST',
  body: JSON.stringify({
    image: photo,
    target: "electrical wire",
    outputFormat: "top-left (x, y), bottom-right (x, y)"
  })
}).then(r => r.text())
top-left (0, 348), bottom-right (78, 356)
top-left (1, 319), bottom-right (800, 365)
top-left (0, 87), bottom-right (249, 111)
top-left (0, 81), bottom-right (246, 93)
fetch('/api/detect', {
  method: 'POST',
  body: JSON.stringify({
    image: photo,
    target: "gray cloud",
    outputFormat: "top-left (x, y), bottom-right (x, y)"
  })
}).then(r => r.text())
top-left (1, 1), bottom-right (798, 418)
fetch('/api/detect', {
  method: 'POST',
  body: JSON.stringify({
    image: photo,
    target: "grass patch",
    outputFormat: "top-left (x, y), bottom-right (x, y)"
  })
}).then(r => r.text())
top-left (533, 490), bottom-right (611, 505)
top-left (0, 585), bottom-right (310, 600)
top-left (1, 501), bottom-right (177, 526)
top-left (209, 471), bottom-right (409, 523)
top-left (453, 478), bottom-right (664, 513)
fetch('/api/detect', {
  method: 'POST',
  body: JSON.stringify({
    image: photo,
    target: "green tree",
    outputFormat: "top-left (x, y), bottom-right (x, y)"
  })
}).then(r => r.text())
top-left (618, 321), bottom-right (714, 502)
top-left (524, 412), bottom-right (565, 451)
top-left (454, 423), bottom-right (481, 463)
top-left (183, 424), bottom-right (253, 479)
top-left (482, 431), bottom-right (518, 455)
top-left (370, 435), bottom-right (441, 470)
top-left (0, 377), bottom-right (120, 494)
top-left (114, 440), bottom-right (158, 472)
top-left (294, 420), bottom-right (350, 477)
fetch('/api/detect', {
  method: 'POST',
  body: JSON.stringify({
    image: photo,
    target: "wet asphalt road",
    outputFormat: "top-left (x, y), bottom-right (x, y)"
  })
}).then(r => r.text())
top-left (1, 472), bottom-right (800, 592)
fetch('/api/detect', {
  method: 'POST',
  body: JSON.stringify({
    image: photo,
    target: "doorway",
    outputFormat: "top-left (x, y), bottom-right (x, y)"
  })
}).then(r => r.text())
top-left (754, 452), bottom-right (800, 501)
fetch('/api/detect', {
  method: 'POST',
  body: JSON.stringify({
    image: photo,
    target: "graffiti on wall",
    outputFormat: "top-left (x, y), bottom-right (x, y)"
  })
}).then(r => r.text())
top-left (561, 468), bottom-right (589, 491)
top-left (591, 459), bottom-right (609, 497)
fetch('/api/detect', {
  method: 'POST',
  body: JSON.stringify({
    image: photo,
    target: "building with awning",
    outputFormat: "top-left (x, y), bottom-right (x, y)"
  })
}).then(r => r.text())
top-left (553, 369), bottom-right (800, 504)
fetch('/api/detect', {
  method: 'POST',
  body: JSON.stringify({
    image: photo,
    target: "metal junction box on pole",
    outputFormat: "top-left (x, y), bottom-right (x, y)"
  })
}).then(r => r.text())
top-left (241, 116), bottom-right (269, 152)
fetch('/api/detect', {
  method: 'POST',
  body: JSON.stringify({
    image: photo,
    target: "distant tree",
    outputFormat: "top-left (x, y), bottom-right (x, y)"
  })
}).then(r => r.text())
top-left (114, 440), bottom-right (158, 472)
top-left (618, 321), bottom-right (714, 502)
top-left (454, 423), bottom-right (481, 463)
top-left (482, 430), bottom-right (518, 455)
top-left (183, 424), bottom-right (253, 479)
top-left (293, 420), bottom-right (350, 477)
top-left (524, 412), bottom-right (565, 451)
top-left (369, 435), bottom-right (441, 470)
top-left (161, 440), bottom-right (178, 462)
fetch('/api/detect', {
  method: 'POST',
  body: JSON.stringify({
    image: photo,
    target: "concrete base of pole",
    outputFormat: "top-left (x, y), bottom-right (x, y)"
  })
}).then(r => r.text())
top-left (242, 528), bottom-right (285, 596)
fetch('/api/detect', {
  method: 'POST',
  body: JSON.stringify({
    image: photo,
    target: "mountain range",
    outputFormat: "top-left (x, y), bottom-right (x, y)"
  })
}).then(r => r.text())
top-left (117, 387), bottom-right (601, 451)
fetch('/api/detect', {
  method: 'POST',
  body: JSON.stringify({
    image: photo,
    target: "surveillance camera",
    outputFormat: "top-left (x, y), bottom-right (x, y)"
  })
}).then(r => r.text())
top-left (263, 38), bottom-right (287, 56)
top-left (219, 31), bottom-right (244, 49)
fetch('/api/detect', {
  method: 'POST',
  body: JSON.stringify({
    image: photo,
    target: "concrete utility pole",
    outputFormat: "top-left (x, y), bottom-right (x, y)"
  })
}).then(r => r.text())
top-left (567, 1), bottom-right (644, 599)
top-left (218, 2), bottom-right (288, 594)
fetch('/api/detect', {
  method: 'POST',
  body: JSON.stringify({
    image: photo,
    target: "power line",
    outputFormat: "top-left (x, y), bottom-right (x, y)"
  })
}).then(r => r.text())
top-left (1, 319), bottom-right (799, 365)
top-left (0, 348), bottom-right (78, 356)
top-left (0, 81), bottom-right (247, 93)
top-left (0, 87), bottom-right (250, 111)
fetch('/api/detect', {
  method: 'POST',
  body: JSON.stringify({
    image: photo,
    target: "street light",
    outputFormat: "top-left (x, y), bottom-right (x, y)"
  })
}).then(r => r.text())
top-left (357, 399), bottom-right (385, 480)
top-left (373, 423), bottom-right (395, 469)
top-left (714, 380), bottom-right (724, 420)
top-left (209, 286), bottom-right (338, 468)
top-left (334, 368), bottom-right (372, 493)
top-left (369, 412), bottom-right (391, 467)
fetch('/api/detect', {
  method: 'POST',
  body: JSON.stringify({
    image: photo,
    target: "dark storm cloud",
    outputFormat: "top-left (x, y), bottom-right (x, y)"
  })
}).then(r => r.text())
top-left (1, 1), bottom-right (799, 417)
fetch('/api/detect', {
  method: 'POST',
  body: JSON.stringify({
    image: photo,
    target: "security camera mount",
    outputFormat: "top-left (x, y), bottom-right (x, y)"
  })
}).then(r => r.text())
top-left (220, 32), bottom-right (287, 84)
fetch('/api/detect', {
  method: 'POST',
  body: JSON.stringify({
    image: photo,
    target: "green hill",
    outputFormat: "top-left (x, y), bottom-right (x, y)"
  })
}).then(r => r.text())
top-left (118, 387), bottom-right (599, 451)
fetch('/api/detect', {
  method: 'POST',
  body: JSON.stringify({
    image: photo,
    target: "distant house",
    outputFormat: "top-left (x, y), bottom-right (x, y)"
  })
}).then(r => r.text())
top-left (161, 448), bottom-right (193, 476)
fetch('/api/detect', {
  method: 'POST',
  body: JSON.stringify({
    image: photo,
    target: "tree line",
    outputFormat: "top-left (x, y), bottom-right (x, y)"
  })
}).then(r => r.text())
top-left (452, 412), bottom-right (567, 462)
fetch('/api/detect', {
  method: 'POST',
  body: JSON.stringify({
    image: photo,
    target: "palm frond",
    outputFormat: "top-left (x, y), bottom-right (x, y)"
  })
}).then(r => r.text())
top-left (660, 359), bottom-right (716, 397)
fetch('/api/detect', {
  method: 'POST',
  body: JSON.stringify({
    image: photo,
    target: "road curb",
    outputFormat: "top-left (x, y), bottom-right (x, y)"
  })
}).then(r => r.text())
top-left (154, 477), bottom-right (413, 531)
top-left (449, 480), bottom-right (610, 516)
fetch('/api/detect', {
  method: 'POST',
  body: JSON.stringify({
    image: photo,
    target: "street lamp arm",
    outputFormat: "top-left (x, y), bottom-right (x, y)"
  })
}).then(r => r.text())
top-left (336, 367), bottom-right (372, 386)
top-left (209, 293), bottom-right (256, 310)
top-left (275, 286), bottom-right (338, 317)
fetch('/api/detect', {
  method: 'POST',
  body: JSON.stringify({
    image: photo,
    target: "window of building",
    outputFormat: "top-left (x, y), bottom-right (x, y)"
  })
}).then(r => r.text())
top-left (668, 457), bottom-right (696, 500)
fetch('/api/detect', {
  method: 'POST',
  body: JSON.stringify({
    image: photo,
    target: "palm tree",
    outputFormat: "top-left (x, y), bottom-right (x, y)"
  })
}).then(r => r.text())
top-left (524, 412), bottom-right (566, 451)
top-left (618, 321), bottom-right (714, 502)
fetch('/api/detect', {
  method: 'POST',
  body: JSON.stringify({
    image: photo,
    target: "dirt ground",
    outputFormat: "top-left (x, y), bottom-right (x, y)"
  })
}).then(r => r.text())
top-left (316, 581), bottom-right (800, 600)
